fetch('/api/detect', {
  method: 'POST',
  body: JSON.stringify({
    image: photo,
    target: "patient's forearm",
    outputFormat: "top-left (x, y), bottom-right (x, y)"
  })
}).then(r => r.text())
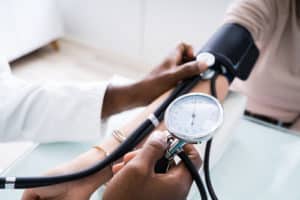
top-left (100, 75), bottom-right (228, 183)
top-left (53, 75), bottom-right (229, 193)
top-left (117, 75), bottom-right (229, 137)
top-left (49, 87), bottom-right (175, 194)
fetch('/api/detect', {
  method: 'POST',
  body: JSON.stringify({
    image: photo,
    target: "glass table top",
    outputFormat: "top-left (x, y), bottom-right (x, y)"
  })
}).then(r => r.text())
top-left (1, 117), bottom-right (300, 200)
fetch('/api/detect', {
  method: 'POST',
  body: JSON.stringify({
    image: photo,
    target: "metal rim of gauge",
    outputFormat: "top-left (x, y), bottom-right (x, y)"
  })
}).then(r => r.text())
top-left (164, 93), bottom-right (223, 144)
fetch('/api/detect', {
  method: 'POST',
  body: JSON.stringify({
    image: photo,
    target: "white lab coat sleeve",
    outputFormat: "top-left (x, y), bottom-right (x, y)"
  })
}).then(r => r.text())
top-left (0, 72), bottom-right (109, 143)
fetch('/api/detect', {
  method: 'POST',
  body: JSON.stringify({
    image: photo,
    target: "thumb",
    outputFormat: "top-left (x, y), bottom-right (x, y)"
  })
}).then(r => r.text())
top-left (171, 61), bottom-right (208, 83)
top-left (135, 131), bottom-right (169, 168)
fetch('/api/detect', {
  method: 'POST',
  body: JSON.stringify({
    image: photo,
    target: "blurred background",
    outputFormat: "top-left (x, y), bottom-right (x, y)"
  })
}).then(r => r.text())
top-left (0, 0), bottom-right (233, 172)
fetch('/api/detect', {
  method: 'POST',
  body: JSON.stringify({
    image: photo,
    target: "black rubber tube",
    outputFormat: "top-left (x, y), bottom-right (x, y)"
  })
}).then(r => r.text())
top-left (14, 120), bottom-right (154, 188)
top-left (204, 139), bottom-right (218, 200)
top-left (178, 151), bottom-right (208, 200)
top-left (0, 75), bottom-right (203, 189)
top-left (203, 72), bottom-right (219, 200)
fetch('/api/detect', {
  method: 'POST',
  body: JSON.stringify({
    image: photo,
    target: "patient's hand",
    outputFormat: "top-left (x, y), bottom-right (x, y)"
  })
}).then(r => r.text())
top-left (22, 147), bottom-right (112, 200)
top-left (103, 131), bottom-right (201, 200)
top-left (22, 169), bottom-right (89, 200)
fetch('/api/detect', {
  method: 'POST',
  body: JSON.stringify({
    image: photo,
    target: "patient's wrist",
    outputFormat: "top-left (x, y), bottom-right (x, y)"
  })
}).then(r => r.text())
top-left (101, 136), bottom-right (122, 154)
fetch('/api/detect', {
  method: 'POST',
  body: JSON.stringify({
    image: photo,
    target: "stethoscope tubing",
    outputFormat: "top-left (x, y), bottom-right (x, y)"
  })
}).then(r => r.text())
top-left (0, 75), bottom-right (204, 189)
top-left (0, 71), bottom-right (219, 200)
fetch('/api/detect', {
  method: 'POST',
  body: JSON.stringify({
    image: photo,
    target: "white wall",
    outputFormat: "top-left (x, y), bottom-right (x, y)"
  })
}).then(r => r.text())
top-left (57, 0), bottom-right (143, 62)
top-left (56, 0), bottom-right (233, 68)
top-left (143, 0), bottom-right (233, 65)
top-left (0, 0), bottom-right (63, 61)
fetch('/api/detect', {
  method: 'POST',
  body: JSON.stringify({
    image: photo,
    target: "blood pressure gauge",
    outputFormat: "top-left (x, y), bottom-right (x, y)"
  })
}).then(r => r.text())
top-left (164, 93), bottom-right (223, 158)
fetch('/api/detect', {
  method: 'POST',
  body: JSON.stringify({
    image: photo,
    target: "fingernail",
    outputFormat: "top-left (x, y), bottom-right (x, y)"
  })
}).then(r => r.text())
top-left (198, 61), bottom-right (207, 68)
top-left (149, 131), bottom-right (168, 148)
top-left (113, 162), bottom-right (126, 173)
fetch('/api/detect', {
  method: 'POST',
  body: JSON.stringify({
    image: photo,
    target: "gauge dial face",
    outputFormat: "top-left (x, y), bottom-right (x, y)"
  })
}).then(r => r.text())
top-left (165, 93), bottom-right (223, 143)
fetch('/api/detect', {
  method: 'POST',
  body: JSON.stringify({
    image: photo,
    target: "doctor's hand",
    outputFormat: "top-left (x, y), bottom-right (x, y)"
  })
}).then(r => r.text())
top-left (102, 43), bottom-right (208, 118)
top-left (139, 43), bottom-right (208, 104)
top-left (103, 131), bottom-right (202, 200)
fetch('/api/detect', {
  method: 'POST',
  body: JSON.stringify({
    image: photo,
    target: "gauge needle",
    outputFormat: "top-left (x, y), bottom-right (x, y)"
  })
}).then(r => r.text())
top-left (191, 113), bottom-right (196, 126)
top-left (191, 98), bottom-right (196, 126)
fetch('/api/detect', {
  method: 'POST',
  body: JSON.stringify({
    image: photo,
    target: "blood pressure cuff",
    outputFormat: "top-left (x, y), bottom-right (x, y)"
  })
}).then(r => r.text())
top-left (198, 23), bottom-right (259, 81)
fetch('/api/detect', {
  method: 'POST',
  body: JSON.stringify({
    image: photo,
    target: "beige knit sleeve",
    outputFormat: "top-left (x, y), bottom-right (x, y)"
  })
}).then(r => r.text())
top-left (224, 0), bottom-right (278, 49)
